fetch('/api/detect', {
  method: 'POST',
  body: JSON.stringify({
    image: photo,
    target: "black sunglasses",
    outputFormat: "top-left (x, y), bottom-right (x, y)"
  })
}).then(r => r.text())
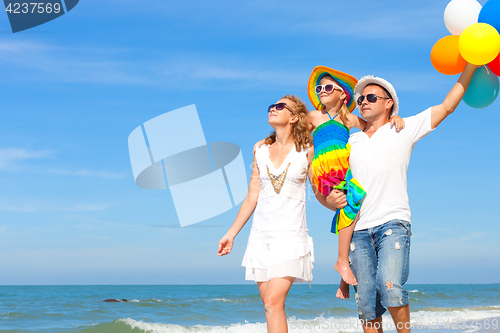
top-left (357, 94), bottom-right (390, 105)
top-left (267, 102), bottom-right (293, 113)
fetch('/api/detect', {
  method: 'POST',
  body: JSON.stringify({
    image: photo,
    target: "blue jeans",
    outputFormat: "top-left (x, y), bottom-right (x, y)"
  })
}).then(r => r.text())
top-left (349, 219), bottom-right (411, 321)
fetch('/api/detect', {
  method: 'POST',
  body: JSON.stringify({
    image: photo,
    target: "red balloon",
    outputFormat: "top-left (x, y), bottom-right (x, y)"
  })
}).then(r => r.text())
top-left (488, 53), bottom-right (500, 77)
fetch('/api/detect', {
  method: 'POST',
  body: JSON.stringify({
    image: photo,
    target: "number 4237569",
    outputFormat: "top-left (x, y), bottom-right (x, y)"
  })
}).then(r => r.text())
top-left (5, 3), bottom-right (62, 14)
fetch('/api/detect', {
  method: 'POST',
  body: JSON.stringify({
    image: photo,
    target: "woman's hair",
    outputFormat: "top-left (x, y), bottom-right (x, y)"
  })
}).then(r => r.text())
top-left (318, 74), bottom-right (352, 127)
top-left (264, 95), bottom-right (312, 151)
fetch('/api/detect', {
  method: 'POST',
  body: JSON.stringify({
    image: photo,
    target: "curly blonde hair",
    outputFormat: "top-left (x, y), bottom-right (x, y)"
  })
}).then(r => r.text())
top-left (264, 95), bottom-right (312, 151)
top-left (318, 74), bottom-right (352, 127)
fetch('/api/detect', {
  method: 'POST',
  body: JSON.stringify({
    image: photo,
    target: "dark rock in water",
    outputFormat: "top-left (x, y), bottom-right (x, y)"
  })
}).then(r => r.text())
top-left (103, 299), bottom-right (128, 302)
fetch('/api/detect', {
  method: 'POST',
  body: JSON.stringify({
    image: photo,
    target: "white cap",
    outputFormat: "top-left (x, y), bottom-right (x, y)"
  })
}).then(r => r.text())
top-left (354, 75), bottom-right (399, 116)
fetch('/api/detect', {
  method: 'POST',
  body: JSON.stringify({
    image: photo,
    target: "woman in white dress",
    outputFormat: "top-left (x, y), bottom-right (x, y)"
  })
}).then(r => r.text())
top-left (218, 95), bottom-right (315, 333)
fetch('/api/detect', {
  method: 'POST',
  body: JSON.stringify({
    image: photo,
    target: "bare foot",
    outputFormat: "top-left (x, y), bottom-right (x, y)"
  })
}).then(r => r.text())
top-left (336, 279), bottom-right (350, 299)
top-left (334, 259), bottom-right (357, 285)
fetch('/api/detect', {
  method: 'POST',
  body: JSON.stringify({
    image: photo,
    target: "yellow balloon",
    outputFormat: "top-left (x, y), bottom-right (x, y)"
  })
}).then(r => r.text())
top-left (459, 23), bottom-right (500, 65)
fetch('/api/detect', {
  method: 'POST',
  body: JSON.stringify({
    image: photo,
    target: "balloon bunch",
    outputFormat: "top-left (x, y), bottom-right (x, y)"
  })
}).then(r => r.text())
top-left (431, 0), bottom-right (500, 108)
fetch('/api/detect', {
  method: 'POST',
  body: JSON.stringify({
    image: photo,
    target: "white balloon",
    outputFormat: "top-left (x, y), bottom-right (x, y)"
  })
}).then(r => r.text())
top-left (444, 0), bottom-right (482, 35)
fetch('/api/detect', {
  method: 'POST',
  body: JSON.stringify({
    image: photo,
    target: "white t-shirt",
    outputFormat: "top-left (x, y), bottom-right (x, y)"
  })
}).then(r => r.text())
top-left (348, 108), bottom-right (434, 231)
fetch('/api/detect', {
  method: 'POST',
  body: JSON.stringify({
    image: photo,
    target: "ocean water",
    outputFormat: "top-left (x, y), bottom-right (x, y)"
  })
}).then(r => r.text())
top-left (0, 284), bottom-right (499, 333)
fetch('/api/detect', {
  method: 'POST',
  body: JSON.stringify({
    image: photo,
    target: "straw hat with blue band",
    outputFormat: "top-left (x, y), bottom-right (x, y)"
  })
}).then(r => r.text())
top-left (307, 66), bottom-right (358, 113)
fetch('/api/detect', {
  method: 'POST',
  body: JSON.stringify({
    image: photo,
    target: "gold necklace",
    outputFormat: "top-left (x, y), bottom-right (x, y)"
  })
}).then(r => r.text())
top-left (267, 163), bottom-right (291, 194)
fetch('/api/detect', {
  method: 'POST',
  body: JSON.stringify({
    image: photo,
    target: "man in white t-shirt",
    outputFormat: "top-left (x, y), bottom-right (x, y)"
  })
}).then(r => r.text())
top-left (326, 63), bottom-right (478, 333)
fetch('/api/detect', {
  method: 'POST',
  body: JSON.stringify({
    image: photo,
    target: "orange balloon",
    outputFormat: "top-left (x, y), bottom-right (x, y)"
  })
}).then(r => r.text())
top-left (431, 35), bottom-right (467, 75)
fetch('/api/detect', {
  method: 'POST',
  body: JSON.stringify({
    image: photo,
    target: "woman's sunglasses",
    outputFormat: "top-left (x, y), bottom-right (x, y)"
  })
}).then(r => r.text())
top-left (315, 84), bottom-right (343, 94)
top-left (268, 102), bottom-right (293, 113)
top-left (356, 94), bottom-right (390, 105)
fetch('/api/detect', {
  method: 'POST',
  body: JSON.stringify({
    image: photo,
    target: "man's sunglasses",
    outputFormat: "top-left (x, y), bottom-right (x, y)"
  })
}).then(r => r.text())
top-left (315, 84), bottom-right (343, 94)
top-left (357, 94), bottom-right (391, 105)
top-left (268, 103), bottom-right (293, 113)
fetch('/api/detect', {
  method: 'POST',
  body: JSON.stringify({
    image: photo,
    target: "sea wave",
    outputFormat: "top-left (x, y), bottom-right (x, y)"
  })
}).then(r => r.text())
top-left (412, 307), bottom-right (500, 321)
top-left (1, 311), bottom-right (39, 320)
top-left (209, 298), bottom-right (232, 303)
top-left (408, 289), bottom-right (425, 295)
top-left (418, 305), bottom-right (500, 313)
top-left (71, 307), bottom-right (500, 333)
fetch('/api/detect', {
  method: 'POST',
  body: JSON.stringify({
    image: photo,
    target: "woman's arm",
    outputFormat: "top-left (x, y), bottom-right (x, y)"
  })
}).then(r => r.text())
top-left (218, 155), bottom-right (261, 256)
top-left (306, 145), bottom-right (314, 168)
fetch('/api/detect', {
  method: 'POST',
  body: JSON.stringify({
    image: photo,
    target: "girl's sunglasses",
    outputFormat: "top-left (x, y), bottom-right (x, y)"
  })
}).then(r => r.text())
top-left (315, 84), bottom-right (342, 94)
top-left (268, 102), bottom-right (293, 113)
top-left (357, 94), bottom-right (390, 105)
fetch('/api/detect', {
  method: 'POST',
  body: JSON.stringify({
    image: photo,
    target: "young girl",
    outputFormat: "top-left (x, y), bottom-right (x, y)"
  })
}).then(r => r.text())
top-left (218, 95), bottom-right (314, 333)
top-left (307, 66), bottom-right (404, 298)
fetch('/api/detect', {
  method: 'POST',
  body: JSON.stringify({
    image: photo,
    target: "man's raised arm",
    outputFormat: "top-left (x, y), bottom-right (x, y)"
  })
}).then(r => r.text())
top-left (431, 63), bottom-right (480, 129)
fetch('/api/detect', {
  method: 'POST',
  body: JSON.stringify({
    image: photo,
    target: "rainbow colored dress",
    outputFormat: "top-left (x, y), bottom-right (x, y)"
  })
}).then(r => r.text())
top-left (311, 114), bottom-right (366, 234)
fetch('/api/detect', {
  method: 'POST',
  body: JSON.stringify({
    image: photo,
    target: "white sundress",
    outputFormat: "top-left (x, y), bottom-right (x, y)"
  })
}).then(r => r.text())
top-left (241, 144), bottom-right (314, 284)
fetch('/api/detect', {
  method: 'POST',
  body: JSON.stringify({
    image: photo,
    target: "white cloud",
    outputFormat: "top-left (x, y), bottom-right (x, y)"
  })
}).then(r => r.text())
top-left (0, 148), bottom-right (54, 168)
top-left (0, 0), bottom-right (452, 90)
top-left (0, 200), bottom-right (110, 212)
top-left (0, 38), bottom-right (305, 87)
top-left (0, 246), bottom-right (177, 271)
top-left (80, 0), bottom-right (446, 41)
top-left (368, 72), bottom-right (451, 92)
top-left (0, 37), bottom-right (448, 93)
top-left (291, 3), bottom-right (444, 40)
top-left (66, 204), bottom-right (110, 212)
top-left (0, 147), bottom-right (127, 179)
top-left (0, 40), bottom-right (49, 52)
top-left (47, 168), bottom-right (127, 179)
top-left (0, 40), bottom-right (149, 85)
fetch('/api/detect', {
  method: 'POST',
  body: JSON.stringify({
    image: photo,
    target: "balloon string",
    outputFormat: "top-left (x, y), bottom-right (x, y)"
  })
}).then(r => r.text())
top-left (484, 65), bottom-right (489, 74)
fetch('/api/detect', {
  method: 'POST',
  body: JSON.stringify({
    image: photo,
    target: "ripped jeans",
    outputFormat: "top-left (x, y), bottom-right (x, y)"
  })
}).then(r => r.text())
top-left (349, 219), bottom-right (411, 321)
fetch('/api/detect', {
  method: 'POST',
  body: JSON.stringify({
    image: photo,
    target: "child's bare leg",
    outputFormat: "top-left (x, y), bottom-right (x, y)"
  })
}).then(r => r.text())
top-left (336, 278), bottom-right (350, 299)
top-left (334, 221), bottom-right (357, 285)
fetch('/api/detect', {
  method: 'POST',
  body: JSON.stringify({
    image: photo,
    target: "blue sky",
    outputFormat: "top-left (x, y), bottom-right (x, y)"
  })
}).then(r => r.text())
top-left (0, 0), bottom-right (498, 285)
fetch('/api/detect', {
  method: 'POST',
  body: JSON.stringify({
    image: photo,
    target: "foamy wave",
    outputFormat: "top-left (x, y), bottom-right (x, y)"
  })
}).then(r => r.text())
top-left (288, 316), bottom-right (364, 332)
top-left (288, 310), bottom-right (500, 333)
top-left (210, 298), bottom-right (232, 303)
top-left (408, 289), bottom-right (424, 294)
top-left (120, 318), bottom-right (267, 332)
top-left (119, 307), bottom-right (500, 333)
top-left (419, 305), bottom-right (500, 313)
top-left (121, 318), bottom-right (363, 333)
top-left (486, 305), bottom-right (500, 310)
top-left (411, 308), bottom-right (500, 328)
